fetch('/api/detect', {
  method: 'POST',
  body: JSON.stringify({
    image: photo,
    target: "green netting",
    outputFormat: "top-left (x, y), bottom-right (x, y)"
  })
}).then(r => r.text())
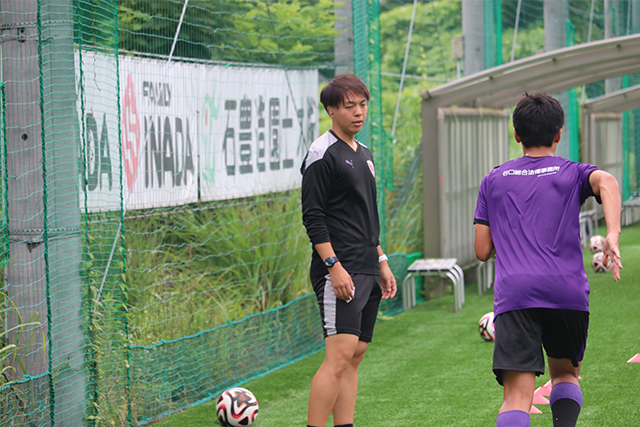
top-left (484, 0), bottom-right (503, 68)
top-left (1, 1), bottom-right (400, 425)
top-left (130, 294), bottom-right (323, 424)
top-left (353, 0), bottom-right (391, 250)
top-left (3, 1), bottom-right (640, 426)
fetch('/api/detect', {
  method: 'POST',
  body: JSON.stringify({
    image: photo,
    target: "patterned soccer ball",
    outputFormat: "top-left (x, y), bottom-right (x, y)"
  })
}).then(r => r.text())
top-left (478, 311), bottom-right (495, 342)
top-left (216, 387), bottom-right (259, 427)
top-left (591, 251), bottom-right (612, 273)
top-left (588, 235), bottom-right (605, 253)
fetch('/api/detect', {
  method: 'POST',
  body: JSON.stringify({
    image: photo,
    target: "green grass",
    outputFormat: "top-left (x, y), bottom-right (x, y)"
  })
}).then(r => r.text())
top-left (154, 222), bottom-right (640, 427)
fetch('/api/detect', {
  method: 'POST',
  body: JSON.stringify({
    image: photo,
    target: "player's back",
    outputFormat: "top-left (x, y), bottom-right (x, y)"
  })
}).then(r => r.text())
top-left (477, 155), bottom-right (598, 314)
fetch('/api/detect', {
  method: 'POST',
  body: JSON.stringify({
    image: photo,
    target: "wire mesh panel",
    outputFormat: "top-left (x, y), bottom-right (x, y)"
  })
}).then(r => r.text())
top-left (2, 0), bottom-right (336, 425)
top-left (582, 112), bottom-right (624, 216)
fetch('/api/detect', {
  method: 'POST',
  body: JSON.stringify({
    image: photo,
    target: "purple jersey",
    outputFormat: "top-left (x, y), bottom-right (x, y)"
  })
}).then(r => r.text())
top-left (474, 156), bottom-right (600, 315)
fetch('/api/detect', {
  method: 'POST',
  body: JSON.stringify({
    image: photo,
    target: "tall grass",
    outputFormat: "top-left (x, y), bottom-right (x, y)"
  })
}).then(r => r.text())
top-left (124, 190), bottom-right (311, 347)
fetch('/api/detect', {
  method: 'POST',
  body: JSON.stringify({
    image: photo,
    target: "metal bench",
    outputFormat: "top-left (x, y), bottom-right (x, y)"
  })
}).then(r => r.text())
top-left (622, 193), bottom-right (640, 226)
top-left (579, 209), bottom-right (598, 248)
top-left (476, 257), bottom-right (495, 296)
top-left (402, 258), bottom-right (465, 312)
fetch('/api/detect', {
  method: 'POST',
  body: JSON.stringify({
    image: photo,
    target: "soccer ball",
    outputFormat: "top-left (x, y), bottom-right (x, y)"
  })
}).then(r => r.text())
top-left (588, 235), bottom-right (605, 253)
top-left (478, 311), bottom-right (495, 342)
top-left (591, 251), bottom-right (612, 273)
top-left (216, 387), bottom-right (259, 427)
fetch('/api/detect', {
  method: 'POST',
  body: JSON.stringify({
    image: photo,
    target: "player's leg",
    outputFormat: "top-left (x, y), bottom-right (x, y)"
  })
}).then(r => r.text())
top-left (493, 309), bottom-right (545, 427)
top-left (331, 275), bottom-right (381, 426)
top-left (331, 340), bottom-right (367, 426)
top-left (307, 333), bottom-right (360, 426)
top-left (497, 370), bottom-right (535, 426)
top-left (548, 358), bottom-right (582, 427)
top-left (543, 309), bottom-right (588, 427)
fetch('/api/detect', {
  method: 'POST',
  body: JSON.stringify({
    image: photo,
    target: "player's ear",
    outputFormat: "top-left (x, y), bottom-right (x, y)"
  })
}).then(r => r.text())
top-left (513, 129), bottom-right (521, 143)
top-left (554, 128), bottom-right (562, 143)
top-left (326, 106), bottom-right (335, 118)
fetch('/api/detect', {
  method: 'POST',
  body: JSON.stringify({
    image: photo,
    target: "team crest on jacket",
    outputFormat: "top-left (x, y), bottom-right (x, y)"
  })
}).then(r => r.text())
top-left (367, 160), bottom-right (375, 177)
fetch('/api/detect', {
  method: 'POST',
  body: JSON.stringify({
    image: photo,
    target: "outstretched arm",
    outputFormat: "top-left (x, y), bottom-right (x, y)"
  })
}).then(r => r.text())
top-left (589, 170), bottom-right (623, 281)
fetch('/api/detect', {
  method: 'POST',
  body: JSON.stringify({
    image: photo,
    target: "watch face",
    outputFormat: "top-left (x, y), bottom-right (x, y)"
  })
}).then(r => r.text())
top-left (324, 257), bottom-right (337, 267)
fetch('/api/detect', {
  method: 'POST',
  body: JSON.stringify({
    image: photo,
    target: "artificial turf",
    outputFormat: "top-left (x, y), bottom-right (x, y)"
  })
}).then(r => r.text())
top-left (155, 221), bottom-right (640, 427)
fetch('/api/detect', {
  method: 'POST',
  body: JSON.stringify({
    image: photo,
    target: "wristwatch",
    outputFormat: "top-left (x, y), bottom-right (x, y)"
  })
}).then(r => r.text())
top-left (324, 256), bottom-right (339, 268)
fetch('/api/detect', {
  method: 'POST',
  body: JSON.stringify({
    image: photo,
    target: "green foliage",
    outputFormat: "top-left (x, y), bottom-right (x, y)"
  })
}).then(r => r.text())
top-left (117, 0), bottom-right (336, 66)
top-left (380, 0), bottom-right (460, 81)
top-left (502, 0), bottom-right (606, 44)
top-left (125, 192), bottom-right (310, 347)
top-left (379, 0), bottom-right (462, 253)
top-left (0, 291), bottom-right (42, 384)
top-left (74, 0), bottom-right (118, 49)
top-left (502, 27), bottom-right (545, 61)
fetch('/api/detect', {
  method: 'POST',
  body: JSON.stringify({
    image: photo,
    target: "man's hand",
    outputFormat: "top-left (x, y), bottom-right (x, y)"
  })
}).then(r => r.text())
top-left (329, 263), bottom-right (355, 301)
top-left (602, 232), bottom-right (623, 281)
top-left (380, 262), bottom-right (396, 299)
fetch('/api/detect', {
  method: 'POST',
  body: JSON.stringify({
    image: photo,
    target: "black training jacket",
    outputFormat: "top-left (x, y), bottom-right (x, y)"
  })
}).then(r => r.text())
top-left (300, 130), bottom-right (380, 277)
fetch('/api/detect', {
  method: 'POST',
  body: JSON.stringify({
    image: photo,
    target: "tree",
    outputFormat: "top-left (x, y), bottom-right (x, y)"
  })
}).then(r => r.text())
top-left (117, 0), bottom-right (336, 67)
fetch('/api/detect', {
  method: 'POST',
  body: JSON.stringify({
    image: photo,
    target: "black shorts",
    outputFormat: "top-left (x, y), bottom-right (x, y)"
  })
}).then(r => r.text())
top-left (493, 308), bottom-right (589, 385)
top-left (311, 274), bottom-right (382, 343)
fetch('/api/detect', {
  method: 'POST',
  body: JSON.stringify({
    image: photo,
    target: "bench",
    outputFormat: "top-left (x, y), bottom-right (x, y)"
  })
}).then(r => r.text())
top-left (402, 258), bottom-right (465, 312)
top-left (476, 257), bottom-right (495, 296)
top-left (579, 209), bottom-right (598, 248)
top-left (622, 194), bottom-right (640, 227)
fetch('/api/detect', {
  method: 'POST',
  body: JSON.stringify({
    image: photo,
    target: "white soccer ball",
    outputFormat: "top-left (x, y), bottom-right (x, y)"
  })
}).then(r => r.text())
top-left (478, 311), bottom-right (495, 342)
top-left (588, 235), bottom-right (605, 253)
top-left (591, 251), bottom-right (611, 273)
top-left (216, 387), bottom-right (259, 427)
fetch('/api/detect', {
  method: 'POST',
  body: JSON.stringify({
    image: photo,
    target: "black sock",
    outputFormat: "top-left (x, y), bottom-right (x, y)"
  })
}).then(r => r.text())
top-left (334, 424), bottom-right (354, 427)
top-left (551, 398), bottom-right (581, 427)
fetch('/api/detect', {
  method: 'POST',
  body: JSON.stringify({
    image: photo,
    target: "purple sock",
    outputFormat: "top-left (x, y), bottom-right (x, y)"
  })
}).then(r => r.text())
top-left (549, 382), bottom-right (582, 427)
top-left (496, 410), bottom-right (530, 427)
top-left (549, 382), bottom-right (583, 407)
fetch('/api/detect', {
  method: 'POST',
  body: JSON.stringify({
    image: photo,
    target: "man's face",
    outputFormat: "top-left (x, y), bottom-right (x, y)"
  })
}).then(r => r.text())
top-left (327, 92), bottom-right (368, 138)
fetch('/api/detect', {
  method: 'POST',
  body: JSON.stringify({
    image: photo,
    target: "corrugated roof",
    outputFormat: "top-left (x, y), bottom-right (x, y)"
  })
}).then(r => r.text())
top-left (421, 34), bottom-right (640, 109)
top-left (582, 84), bottom-right (640, 113)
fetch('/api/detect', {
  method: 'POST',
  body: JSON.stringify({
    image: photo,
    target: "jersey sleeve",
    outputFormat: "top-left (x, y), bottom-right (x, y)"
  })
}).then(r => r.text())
top-left (474, 176), bottom-right (490, 226)
top-left (578, 163), bottom-right (601, 205)
top-left (301, 156), bottom-right (333, 246)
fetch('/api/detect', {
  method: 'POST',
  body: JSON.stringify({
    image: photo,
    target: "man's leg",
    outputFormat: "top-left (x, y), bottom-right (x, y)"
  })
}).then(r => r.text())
top-left (548, 358), bottom-right (582, 427)
top-left (307, 334), bottom-right (360, 427)
top-left (497, 370), bottom-right (535, 427)
top-left (331, 340), bottom-right (368, 426)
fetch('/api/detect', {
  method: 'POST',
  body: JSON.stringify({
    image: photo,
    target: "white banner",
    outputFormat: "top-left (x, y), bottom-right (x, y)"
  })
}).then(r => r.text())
top-left (199, 66), bottom-right (318, 201)
top-left (77, 51), bottom-right (318, 211)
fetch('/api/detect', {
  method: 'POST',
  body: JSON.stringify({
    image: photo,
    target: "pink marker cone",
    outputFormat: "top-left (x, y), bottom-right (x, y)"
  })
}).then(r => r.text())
top-left (535, 380), bottom-right (552, 397)
top-left (532, 391), bottom-right (550, 405)
top-left (530, 405), bottom-right (543, 414)
top-left (627, 353), bottom-right (640, 363)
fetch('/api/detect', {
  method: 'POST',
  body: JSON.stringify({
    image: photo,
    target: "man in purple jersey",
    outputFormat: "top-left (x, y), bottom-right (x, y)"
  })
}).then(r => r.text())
top-left (474, 93), bottom-right (622, 427)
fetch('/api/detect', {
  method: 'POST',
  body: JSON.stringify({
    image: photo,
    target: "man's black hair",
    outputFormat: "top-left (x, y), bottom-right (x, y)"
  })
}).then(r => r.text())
top-left (512, 92), bottom-right (564, 148)
top-left (320, 73), bottom-right (370, 113)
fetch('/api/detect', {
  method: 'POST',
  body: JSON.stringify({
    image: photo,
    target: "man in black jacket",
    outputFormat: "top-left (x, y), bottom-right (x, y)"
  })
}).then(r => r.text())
top-left (301, 73), bottom-right (396, 427)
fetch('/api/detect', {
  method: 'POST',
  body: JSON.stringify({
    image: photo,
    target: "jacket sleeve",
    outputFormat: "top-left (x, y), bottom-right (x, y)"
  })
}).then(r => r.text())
top-left (301, 156), bottom-right (332, 246)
